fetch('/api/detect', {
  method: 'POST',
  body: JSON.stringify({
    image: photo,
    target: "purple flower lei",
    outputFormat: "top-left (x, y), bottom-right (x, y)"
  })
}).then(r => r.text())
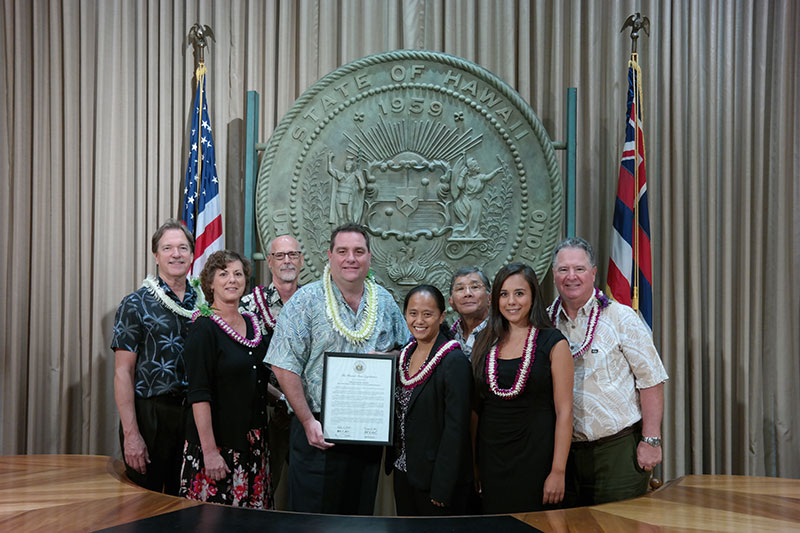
top-left (192, 310), bottom-right (263, 348)
top-left (485, 325), bottom-right (538, 399)
top-left (399, 339), bottom-right (460, 389)
top-left (548, 288), bottom-right (610, 359)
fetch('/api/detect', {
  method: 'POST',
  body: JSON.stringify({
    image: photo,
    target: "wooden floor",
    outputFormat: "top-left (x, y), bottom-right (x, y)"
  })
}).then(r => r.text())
top-left (1, 455), bottom-right (799, 532)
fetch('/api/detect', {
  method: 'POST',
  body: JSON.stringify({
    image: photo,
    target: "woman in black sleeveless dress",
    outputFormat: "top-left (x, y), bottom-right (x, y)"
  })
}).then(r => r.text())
top-left (472, 263), bottom-right (573, 513)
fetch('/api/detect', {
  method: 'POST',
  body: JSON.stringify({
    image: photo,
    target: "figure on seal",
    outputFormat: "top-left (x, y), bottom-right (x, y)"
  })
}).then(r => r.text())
top-left (327, 153), bottom-right (367, 225)
top-left (451, 156), bottom-right (502, 238)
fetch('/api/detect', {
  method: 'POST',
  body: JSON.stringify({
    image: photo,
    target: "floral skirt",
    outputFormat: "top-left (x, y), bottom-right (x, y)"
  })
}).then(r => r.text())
top-left (179, 427), bottom-right (273, 509)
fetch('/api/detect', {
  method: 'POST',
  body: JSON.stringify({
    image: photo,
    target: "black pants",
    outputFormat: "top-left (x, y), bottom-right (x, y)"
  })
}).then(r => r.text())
top-left (393, 469), bottom-right (470, 516)
top-left (287, 415), bottom-right (381, 514)
top-left (119, 394), bottom-right (186, 495)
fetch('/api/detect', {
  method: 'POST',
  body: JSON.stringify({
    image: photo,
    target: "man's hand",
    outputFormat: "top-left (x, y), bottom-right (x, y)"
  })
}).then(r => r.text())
top-left (638, 384), bottom-right (664, 472)
top-left (273, 367), bottom-right (335, 450)
top-left (637, 440), bottom-right (662, 471)
top-left (303, 418), bottom-right (334, 450)
top-left (203, 449), bottom-right (231, 481)
top-left (123, 430), bottom-right (150, 474)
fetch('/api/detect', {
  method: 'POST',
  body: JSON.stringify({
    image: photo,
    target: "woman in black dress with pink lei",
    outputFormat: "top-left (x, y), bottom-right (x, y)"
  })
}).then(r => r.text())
top-left (472, 263), bottom-right (573, 513)
top-left (178, 250), bottom-right (273, 509)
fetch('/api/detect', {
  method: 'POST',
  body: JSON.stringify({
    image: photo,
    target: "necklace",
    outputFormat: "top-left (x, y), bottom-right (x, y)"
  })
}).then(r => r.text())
top-left (142, 275), bottom-right (204, 318)
top-left (399, 339), bottom-right (460, 389)
top-left (548, 288), bottom-right (610, 359)
top-left (486, 325), bottom-right (538, 399)
top-left (323, 263), bottom-right (378, 344)
top-left (208, 311), bottom-right (263, 348)
top-left (252, 285), bottom-right (277, 330)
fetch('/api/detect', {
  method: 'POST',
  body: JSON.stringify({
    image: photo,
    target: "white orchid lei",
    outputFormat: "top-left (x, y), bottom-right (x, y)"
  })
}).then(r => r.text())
top-left (547, 288), bottom-right (610, 359)
top-left (323, 263), bottom-right (378, 344)
top-left (486, 325), bottom-right (538, 399)
top-left (142, 275), bottom-right (206, 319)
top-left (399, 339), bottom-right (460, 389)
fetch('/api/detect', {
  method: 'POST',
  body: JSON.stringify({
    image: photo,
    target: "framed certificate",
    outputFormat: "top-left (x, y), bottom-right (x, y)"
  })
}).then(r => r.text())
top-left (320, 351), bottom-right (396, 445)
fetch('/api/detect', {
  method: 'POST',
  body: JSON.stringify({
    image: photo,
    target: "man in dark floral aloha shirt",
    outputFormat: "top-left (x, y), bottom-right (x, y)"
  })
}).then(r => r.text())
top-left (111, 219), bottom-right (199, 495)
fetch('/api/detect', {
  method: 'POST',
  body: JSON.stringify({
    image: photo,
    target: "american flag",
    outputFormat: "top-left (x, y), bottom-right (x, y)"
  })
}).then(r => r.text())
top-left (607, 53), bottom-right (653, 331)
top-left (181, 63), bottom-right (223, 277)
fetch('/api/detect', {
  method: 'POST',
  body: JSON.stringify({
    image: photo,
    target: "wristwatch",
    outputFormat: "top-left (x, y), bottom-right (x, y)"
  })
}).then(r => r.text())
top-left (641, 436), bottom-right (662, 447)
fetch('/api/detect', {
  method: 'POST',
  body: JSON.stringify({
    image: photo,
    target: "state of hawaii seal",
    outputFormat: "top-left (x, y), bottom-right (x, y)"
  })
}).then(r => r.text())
top-left (256, 50), bottom-right (562, 300)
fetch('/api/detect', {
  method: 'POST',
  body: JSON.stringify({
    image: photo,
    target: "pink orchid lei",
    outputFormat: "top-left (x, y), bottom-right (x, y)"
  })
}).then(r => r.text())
top-left (192, 310), bottom-right (263, 348)
top-left (486, 325), bottom-right (538, 399)
top-left (548, 288), bottom-right (610, 359)
top-left (399, 339), bottom-right (460, 389)
top-left (252, 285), bottom-right (277, 330)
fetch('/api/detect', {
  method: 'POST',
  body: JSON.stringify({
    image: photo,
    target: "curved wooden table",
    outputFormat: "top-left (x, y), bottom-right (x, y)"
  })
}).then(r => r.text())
top-left (1, 455), bottom-right (798, 532)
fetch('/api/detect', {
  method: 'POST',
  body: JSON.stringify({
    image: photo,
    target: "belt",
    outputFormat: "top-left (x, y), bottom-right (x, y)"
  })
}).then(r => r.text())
top-left (138, 392), bottom-right (186, 405)
top-left (572, 421), bottom-right (641, 449)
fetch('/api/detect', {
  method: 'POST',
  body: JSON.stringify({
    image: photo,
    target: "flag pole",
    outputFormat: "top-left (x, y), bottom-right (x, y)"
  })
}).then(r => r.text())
top-left (621, 13), bottom-right (650, 313)
top-left (631, 53), bottom-right (639, 312)
top-left (195, 62), bottom-right (205, 213)
top-left (188, 24), bottom-right (215, 223)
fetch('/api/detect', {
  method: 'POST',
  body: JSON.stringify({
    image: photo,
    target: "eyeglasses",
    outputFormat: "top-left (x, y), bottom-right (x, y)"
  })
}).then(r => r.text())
top-left (270, 251), bottom-right (302, 260)
top-left (452, 282), bottom-right (485, 294)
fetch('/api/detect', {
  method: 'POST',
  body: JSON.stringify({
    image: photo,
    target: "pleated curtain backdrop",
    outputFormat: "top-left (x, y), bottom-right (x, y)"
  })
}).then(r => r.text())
top-left (1, 0), bottom-right (798, 482)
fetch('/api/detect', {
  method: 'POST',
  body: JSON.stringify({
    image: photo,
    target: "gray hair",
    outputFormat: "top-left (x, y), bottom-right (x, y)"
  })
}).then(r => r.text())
top-left (552, 237), bottom-right (596, 268)
top-left (449, 266), bottom-right (491, 294)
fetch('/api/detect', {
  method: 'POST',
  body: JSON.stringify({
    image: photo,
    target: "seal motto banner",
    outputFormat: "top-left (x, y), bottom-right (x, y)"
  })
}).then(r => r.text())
top-left (256, 51), bottom-right (562, 298)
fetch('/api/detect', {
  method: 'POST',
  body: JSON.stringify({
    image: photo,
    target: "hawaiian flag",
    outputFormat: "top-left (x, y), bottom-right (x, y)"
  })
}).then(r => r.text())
top-left (607, 53), bottom-right (653, 331)
top-left (181, 63), bottom-right (223, 277)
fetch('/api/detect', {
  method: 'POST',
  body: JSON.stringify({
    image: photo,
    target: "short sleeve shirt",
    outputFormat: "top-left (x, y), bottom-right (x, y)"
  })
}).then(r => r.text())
top-left (553, 299), bottom-right (669, 442)
top-left (240, 282), bottom-right (296, 336)
top-left (452, 317), bottom-right (488, 358)
top-left (265, 279), bottom-right (409, 413)
top-left (111, 277), bottom-right (197, 398)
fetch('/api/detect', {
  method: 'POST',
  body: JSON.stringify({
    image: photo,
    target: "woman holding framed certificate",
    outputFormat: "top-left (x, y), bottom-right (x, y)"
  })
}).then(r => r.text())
top-left (387, 285), bottom-right (473, 515)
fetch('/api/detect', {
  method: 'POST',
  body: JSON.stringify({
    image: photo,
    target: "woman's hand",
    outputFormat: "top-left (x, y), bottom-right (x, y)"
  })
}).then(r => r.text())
top-left (473, 463), bottom-right (482, 495)
top-left (542, 470), bottom-right (565, 505)
top-left (203, 448), bottom-right (231, 481)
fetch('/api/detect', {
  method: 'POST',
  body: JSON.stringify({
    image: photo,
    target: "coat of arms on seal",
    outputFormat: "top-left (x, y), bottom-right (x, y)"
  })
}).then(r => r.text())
top-left (256, 51), bottom-right (561, 297)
